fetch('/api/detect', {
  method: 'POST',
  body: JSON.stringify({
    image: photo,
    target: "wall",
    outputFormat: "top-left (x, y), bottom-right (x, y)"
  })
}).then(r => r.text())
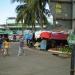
top-left (48, 0), bottom-right (72, 31)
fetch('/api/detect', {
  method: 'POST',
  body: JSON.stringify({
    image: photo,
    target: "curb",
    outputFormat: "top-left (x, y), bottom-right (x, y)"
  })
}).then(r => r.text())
top-left (23, 46), bottom-right (51, 56)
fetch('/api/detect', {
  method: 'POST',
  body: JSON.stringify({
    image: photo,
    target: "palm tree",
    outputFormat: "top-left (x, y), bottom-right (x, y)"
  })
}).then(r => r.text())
top-left (16, 3), bottom-right (28, 33)
top-left (11, 0), bottom-right (48, 30)
top-left (16, 4), bottom-right (36, 30)
top-left (25, 0), bottom-right (46, 29)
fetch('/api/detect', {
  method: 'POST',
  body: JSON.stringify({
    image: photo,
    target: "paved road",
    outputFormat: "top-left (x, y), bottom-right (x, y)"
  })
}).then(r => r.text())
top-left (0, 42), bottom-right (71, 75)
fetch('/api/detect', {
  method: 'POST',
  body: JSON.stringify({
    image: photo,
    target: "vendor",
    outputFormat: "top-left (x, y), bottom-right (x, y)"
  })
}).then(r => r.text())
top-left (40, 39), bottom-right (47, 51)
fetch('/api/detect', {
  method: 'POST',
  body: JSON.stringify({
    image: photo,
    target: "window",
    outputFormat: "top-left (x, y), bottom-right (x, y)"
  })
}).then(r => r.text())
top-left (55, 3), bottom-right (62, 14)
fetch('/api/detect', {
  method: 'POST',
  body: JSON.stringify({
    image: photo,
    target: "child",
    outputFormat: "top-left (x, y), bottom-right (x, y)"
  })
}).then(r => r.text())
top-left (3, 39), bottom-right (10, 56)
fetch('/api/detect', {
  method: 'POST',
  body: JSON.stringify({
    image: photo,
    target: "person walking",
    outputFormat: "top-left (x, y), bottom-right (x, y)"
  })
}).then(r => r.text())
top-left (0, 36), bottom-right (3, 56)
top-left (3, 39), bottom-right (10, 56)
top-left (18, 37), bottom-right (25, 56)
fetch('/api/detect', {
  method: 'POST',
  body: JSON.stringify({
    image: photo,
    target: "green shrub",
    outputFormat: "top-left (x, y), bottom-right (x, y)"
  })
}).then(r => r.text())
top-left (60, 46), bottom-right (72, 53)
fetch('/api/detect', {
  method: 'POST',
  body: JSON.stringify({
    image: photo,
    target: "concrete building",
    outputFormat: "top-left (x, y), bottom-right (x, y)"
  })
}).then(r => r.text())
top-left (48, 0), bottom-right (75, 31)
top-left (0, 24), bottom-right (6, 30)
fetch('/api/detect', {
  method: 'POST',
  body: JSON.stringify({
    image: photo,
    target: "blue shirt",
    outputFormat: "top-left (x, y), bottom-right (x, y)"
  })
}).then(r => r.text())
top-left (40, 40), bottom-right (47, 49)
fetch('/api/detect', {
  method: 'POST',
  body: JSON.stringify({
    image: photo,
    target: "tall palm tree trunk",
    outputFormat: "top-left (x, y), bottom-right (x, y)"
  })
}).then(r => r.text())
top-left (32, 24), bottom-right (35, 31)
top-left (21, 20), bottom-right (24, 35)
top-left (38, 1), bottom-right (43, 30)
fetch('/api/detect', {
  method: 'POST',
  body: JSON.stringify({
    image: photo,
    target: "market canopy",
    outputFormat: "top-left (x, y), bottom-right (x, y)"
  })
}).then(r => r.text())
top-left (23, 30), bottom-right (33, 40)
top-left (0, 30), bottom-right (5, 34)
top-left (4, 30), bottom-right (13, 35)
top-left (51, 32), bottom-right (68, 40)
top-left (40, 31), bottom-right (51, 39)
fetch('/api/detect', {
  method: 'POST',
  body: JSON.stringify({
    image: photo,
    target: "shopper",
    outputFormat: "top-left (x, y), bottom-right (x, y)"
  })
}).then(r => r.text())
top-left (0, 36), bottom-right (3, 56)
top-left (18, 37), bottom-right (24, 56)
top-left (40, 39), bottom-right (47, 51)
top-left (3, 39), bottom-right (10, 56)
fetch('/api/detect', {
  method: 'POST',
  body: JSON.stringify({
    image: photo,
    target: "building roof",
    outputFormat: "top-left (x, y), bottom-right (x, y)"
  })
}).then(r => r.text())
top-left (7, 17), bottom-right (16, 19)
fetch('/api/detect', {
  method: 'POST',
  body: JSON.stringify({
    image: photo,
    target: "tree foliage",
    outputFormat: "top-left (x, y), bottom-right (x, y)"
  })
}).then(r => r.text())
top-left (11, 0), bottom-right (48, 30)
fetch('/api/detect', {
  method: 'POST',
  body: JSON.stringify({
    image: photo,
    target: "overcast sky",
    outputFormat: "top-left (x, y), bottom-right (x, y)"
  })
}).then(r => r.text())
top-left (0, 0), bottom-right (18, 24)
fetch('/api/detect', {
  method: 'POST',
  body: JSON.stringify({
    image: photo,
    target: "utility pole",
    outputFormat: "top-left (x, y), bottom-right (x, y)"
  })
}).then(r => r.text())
top-left (70, 30), bottom-right (75, 75)
top-left (70, 0), bottom-right (75, 75)
top-left (70, 45), bottom-right (75, 75)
